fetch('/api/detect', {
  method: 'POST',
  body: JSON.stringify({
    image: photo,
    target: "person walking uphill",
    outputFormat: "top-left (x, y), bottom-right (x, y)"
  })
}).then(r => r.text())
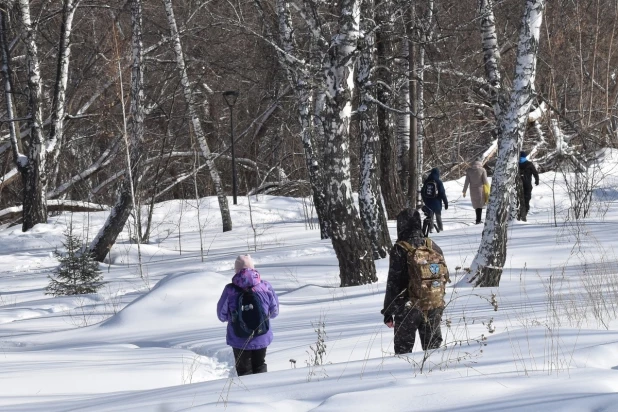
top-left (421, 167), bottom-right (448, 232)
top-left (381, 208), bottom-right (450, 354)
top-left (519, 151), bottom-right (539, 221)
top-left (463, 160), bottom-right (489, 224)
top-left (217, 255), bottom-right (279, 376)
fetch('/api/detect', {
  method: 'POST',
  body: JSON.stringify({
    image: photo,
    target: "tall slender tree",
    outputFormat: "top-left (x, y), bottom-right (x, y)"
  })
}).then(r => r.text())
top-left (162, 0), bottom-right (232, 232)
top-left (358, 0), bottom-right (392, 259)
top-left (90, 0), bottom-right (145, 262)
top-left (469, 0), bottom-right (547, 287)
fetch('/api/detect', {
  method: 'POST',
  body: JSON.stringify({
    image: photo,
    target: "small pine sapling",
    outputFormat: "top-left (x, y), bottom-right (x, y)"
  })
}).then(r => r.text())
top-left (47, 224), bottom-right (104, 296)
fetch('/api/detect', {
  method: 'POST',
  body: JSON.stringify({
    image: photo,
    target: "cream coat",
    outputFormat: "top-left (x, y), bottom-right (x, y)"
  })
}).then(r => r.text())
top-left (463, 161), bottom-right (489, 209)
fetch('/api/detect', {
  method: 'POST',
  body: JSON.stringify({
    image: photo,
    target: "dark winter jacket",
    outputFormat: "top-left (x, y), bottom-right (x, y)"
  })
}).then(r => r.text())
top-left (381, 208), bottom-right (444, 324)
top-left (519, 159), bottom-right (539, 193)
top-left (421, 168), bottom-right (448, 212)
top-left (217, 268), bottom-right (279, 350)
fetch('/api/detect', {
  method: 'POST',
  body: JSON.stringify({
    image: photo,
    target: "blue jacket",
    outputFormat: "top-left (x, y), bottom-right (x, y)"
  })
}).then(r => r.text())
top-left (217, 268), bottom-right (279, 350)
top-left (422, 168), bottom-right (448, 212)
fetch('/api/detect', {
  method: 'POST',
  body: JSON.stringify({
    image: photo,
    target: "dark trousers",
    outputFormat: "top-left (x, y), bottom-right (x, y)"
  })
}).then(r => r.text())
top-left (233, 347), bottom-right (267, 376)
top-left (524, 193), bottom-right (531, 212)
top-left (393, 307), bottom-right (443, 354)
top-left (475, 208), bottom-right (483, 223)
top-left (430, 211), bottom-right (443, 232)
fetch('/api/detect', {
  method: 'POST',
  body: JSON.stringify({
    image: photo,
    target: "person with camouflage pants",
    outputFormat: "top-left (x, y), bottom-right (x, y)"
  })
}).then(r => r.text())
top-left (381, 208), bottom-right (446, 354)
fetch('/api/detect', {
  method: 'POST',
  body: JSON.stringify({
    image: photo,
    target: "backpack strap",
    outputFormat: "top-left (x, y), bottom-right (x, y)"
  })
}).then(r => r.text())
top-left (396, 241), bottom-right (416, 254)
top-left (424, 238), bottom-right (432, 249)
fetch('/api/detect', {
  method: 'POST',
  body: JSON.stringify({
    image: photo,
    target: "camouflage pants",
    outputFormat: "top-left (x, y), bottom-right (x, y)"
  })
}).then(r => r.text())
top-left (393, 307), bottom-right (443, 354)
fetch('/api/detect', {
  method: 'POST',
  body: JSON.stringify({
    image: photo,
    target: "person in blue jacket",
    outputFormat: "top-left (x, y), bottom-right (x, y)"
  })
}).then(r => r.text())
top-left (421, 167), bottom-right (448, 232)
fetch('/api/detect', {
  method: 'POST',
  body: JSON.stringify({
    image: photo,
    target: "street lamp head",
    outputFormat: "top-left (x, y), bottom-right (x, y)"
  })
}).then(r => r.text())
top-left (223, 90), bottom-right (239, 107)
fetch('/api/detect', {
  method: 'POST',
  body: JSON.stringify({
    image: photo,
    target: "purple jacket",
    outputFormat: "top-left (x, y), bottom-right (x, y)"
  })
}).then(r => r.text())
top-left (216, 268), bottom-right (279, 350)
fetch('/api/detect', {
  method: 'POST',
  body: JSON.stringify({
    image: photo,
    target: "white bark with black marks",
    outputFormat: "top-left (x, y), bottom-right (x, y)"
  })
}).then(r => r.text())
top-left (17, 0), bottom-right (47, 231)
top-left (49, 0), bottom-right (81, 185)
top-left (469, 0), bottom-right (546, 287)
top-left (479, 0), bottom-right (502, 117)
top-left (358, 3), bottom-right (391, 259)
top-left (273, 0), bottom-right (330, 239)
top-left (396, 36), bottom-right (410, 187)
top-left (322, 0), bottom-right (377, 286)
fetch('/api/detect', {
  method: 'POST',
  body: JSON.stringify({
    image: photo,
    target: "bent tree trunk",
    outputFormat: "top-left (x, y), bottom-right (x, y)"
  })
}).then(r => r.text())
top-left (323, 0), bottom-right (377, 286)
top-left (470, 0), bottom-right (546, 287)
top-left (358, 7), bottom-right (391, 259)
top-left (163, 0), bottom-right (232, 232)
top-left (90, 0), bottom-right (145, 262)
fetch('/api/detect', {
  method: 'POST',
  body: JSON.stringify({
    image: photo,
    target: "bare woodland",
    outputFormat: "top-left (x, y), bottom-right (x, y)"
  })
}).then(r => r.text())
top-left (0, 0), bottom-right (617, 286)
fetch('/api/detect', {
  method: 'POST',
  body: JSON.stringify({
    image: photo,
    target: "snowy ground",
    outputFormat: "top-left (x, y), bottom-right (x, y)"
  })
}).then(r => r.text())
top-left (2, 150), bottom-right (618, 411)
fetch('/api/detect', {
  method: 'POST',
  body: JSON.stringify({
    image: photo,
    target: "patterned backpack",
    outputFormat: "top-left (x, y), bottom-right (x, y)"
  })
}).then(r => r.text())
top-left (397, 239), bottom-right (450, 312)
top-left (422, 180), bottom-right (439, 199)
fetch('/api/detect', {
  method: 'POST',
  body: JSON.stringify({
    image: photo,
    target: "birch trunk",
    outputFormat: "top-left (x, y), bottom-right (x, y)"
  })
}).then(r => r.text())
top-left (376, 0), bottom-right (404, 218)
top-left (17, 0), bottom-right (47, 231)
top-left (416, 0), bottom-right (433, 188)
top-left (273, 0), bottom-right (330, 239)
top-left (0, 7), bottom-right (21, 163)
top-left (163, 0), bottom-right (232, 232)
top-left (409, 21), bottom-right (419, 206)
top-left (470, 0), bottom-right (546, 287)
top-left (48, 0), bottom-right (81, 187)
top-left (322, 0), bottom-right (377, 286)
top-left (479, 0), bottom-right (502, 117)
top-left (358, 5), bottom-right (391, 259)
top-left (90, 0), bottom-right (145, 262)
top-left (396, 35), bottom-right (410, 201)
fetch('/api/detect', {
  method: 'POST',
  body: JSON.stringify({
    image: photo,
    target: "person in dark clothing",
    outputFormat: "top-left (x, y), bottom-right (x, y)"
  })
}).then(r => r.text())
top-left (381, 208), bottom-right (446, 354)
top-left (519, 151), bottom-right (539, 219)
top-left (421, 168), bottom-right (448, 232)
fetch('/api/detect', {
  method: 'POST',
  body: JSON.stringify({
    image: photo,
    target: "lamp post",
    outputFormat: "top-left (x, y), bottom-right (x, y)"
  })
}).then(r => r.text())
top-left (223, 90), bottom-right (239, 205)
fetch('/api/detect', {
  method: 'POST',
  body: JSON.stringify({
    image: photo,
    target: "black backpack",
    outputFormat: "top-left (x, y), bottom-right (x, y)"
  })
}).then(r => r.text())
top-left (231, 285), bottom-right (269, 338)
top-left (422, 180), bottom-right (439, 199)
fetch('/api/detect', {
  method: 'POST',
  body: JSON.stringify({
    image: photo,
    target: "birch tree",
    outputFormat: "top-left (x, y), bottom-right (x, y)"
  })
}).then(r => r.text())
top-left (162, 0), bottom-right (232, 232)
top-left (90, 0), bottom-right (145, 262)
top-left (15, 0), bottom-right (47, 231)
top-left (258, 0), bottom-right (331, 239)
top-left (3, 0), bottom-right (80, 231)
top-left (322, 0), bottom-right (377, 285)
top-left (469, 0), bottom-right (546, 287)
top-left (358, 1), bottom-right (392, 259)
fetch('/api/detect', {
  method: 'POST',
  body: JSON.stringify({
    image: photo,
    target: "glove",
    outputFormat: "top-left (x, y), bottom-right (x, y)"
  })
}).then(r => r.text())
top-left (462, 192), bottom-right (466, 197)
top-left (535, 181), bottom-right (539, 186)
top-left (444, 204), bottom-right (448, 210)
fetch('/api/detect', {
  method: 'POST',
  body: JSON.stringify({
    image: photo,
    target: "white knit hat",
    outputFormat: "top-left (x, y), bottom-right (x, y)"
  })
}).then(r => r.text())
top-left (234, 255), bottom-right (255, 272)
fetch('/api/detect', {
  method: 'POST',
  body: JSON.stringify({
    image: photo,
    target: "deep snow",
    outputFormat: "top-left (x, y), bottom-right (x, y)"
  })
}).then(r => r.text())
top-left (2, 150), bottom-right (618, 411)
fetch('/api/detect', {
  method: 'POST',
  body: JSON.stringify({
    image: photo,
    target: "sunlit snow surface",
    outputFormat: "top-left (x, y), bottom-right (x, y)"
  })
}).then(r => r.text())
top-left (2, 151), bottom-right (618, 410)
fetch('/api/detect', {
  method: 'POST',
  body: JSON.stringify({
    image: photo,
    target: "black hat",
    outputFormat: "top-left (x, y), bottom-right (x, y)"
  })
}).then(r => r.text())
top-left (520, 151), bottom-right (527, 158)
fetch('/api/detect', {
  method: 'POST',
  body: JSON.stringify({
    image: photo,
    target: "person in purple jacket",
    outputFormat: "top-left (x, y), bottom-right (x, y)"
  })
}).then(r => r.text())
top-left (217, 255), bottom-right (279, 376)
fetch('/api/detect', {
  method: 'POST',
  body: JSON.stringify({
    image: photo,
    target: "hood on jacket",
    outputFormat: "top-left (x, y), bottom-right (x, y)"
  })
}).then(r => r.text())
top-left (396, 208), bottom-right (423, 241)
top-left (471, 160), bottom-right (483, 168)
top-left (232, 268), bottom-right (261, 289)
top-left (427, 167), bottom-right (440, 181)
